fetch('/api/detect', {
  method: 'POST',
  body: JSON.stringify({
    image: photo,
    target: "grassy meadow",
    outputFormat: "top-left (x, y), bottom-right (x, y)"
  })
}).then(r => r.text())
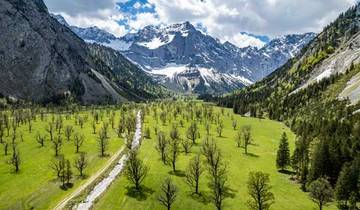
top-left (0, 107), bottom-right (130, 210)
top-left (92, 103), bottom-right (337, 210)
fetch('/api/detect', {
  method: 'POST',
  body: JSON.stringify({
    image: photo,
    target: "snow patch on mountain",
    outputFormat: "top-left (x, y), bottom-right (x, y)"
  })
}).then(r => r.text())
top-left (150, 64), bottom-right (187, 78)
top-left (137, 35), bottom-right (175, 49)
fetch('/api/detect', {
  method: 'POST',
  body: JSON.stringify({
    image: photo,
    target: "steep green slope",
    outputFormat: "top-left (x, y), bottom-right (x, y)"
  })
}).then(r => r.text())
top-left (213, 3), bottom-right (360, 209)
top-left (88, 44), bottom-right (170, 101)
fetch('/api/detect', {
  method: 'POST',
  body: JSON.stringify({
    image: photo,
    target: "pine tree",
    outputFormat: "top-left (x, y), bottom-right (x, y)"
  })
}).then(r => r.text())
top-left (276, 132), bottom-right (290, 171)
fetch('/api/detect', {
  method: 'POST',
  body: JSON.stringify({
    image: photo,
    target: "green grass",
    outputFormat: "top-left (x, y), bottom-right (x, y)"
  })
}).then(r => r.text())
top-left (0, 111), bottom-right (124, 210)
top-left (92, 105), bottom-right (337, 210)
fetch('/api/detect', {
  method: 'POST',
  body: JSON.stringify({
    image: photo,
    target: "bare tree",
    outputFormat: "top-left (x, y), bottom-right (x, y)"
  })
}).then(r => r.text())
top-left (167, 137), bottom-right (180, 172)
top-left (169, 125), bottom-right (180, 141)
top-left (46, 122), bottom-right (55, 142)
top-left (156, 131), bottom-right (167, 164)
top-left (74, 133), bottom-right (84, 153)
top-left (64, 125), bottom-right (74, 141)
top-left (205, 122), bottom-right (211, 136)
top-left (10, 144), bottom-right (21, 173)
top-left (232, 120), bottom-right (238, 130)
top-left (116, 119), bottom-right (125, 137)
top-left (208, 150), bottom-right (228, 210)
top-left (241, 125), bottom-right (252, 155)
top-left (181, 139), bottom-right (192, 154)
top-left (125, 132), bottom-right (134, 150)
top-left (247, 171), bottom-right (275, 210)
top-left (160, 111), bottom-right (167, 125)
top-left (0, 120), bottom-right (4, 143)
top-left (235, 130), bottom-right (241, 148)
top-left (98, 129), bottom-right (108, 156)
top-left (28, 120), bottom-right (32, 133)
top-left (186, 122), bottom-right (199, 144)
top-left (36, 133), bottom-right (46, 147)
top-left (186, 155), bottom-right (203, 194)
top-left (158, 178), bottom-right (178, 210)
top-left (74, 152), bottom-right (87, 177)
top-left (63, 160), bottom-right (72, 188)
top-left (216, 121), bottom-right (224, 137)
top-left (3, 140), bottom-right (9, 155)
top-left (78, 117), bottom-right (84, 129)
top-left (144, 127), bottom-right (151, 139)
top-left (52, 135), bottom-right (62, 156)
top-left (125, 150), bottom-right (148, 192)
top-left (92, 120), bottom-right (96, 134)
top-left (51, 155), bottom-right (65, 178)
top-left (201, 137), bottom-right (218, 165)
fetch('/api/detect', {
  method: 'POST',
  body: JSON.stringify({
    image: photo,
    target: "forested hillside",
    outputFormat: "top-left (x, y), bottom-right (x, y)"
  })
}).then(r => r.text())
top-left (214, 3), bottom-right (360, 209)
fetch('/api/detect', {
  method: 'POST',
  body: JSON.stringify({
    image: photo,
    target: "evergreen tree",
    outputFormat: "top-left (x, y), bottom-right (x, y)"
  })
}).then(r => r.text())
top-left (335, 157), bottom-right (360, 209)
top-left (276, 132), bottom-right (291, 171)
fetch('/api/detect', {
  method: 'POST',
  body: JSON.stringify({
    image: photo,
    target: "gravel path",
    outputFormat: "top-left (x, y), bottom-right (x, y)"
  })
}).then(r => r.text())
top-left (76, 111), bottom-right (142, 210)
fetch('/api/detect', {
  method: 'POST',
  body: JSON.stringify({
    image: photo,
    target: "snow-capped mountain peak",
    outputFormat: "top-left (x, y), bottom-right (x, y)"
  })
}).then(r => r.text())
top-left (52, 15), bottom-right (316, 95)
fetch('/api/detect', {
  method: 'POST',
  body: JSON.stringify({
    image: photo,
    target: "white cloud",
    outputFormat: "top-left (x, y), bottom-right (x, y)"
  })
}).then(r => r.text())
top-left (133, 2), bottom-right (142, 9)
top-left (225, 34), bottom-right (266, 49)
top-left (44, 0), bottom-right (127, 37)
top-left (44, 0), bottom-right (358, 47)
top-left (60, 13), bottom-right (127, 37)
top-left (149, 0), bottom-right (357, 42)
top-left (127, 13), bottom-right (161, 31)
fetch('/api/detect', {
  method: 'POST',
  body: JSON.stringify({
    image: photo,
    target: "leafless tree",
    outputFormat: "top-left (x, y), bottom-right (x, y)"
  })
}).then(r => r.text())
top-left (232, 120), bottom-right (238, 130)
top-left (167, 137), bottom-right (180, 172)
top-left (125, 150), bottom-right (148, 192)
top-left (216, 121), bottom-right (224, 137)
top-left (74, 133), bottom-right (84, 153)
top-left (92, 120), bottom-right (96, 134)
top-left (205, 122), bottom-right (211, 136)
top-left (98, 129), bottom-right (108, 156)
top-left (3, 140), bottom-right (9, 155)
top-left (52, 135), bottom-right (62, 156)
top-left (74, 152), bottom-right (87, 177)
top-left (186, 122), bottom-right (199, 144)
top-left (144, 127), bottom-right (151, 139)
top-left (186, 155), bottom-right (203, 194)
top-left (51, 155), bottom-right (65, 178)
top-left (36, 133), bottom-right (46, 147)
top-left (241, 125), bottom-right (252, 154)
top-left (181, 139), bottom-right (192, 154)
top-left (46, 122), bottom-right (55, 142)
top-left (235, 130), bottom-right (242, 148)
top-left (158, 178), bottom-right (178, 210)
top-left (156, 131), bottom-right (167, 164)
top-left (64, 125), bottom-right (74, 141)
top-left (10, 144), bottom-right (21, 173)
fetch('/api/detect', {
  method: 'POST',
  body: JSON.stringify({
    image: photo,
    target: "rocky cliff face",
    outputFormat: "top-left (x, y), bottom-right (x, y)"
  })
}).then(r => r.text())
top-left (0, 0), bottom-right (164, 104)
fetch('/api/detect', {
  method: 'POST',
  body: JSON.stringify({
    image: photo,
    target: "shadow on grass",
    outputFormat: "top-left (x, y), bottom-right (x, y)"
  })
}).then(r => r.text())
top-left (188, 191), bottom-right (212, 204)
top-left (224, 186), bottom-right (237, 199)
top-left (99, 154), bottom-right (111, 158)
top-left (169, 170), bottom-right (186, 177)
top-left (245, 152), bottom-right (259, 158)
top-left (125, 186), bottom-right (155, 201)
top-left (60, 183), bottom-right (74, 191)
top-left (278, 170), bottom-right (296, 175)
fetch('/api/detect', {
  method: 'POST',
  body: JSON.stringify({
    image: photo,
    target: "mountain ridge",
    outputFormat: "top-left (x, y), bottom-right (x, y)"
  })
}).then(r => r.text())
top-left (0, 0), bottom-right (166, 105)
top-left (52, 15), bottom-right (316, 94)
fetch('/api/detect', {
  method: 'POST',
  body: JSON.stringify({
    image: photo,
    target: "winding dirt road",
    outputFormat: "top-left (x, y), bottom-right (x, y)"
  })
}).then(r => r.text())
top-left (53, 111), bottom-right (142, 210)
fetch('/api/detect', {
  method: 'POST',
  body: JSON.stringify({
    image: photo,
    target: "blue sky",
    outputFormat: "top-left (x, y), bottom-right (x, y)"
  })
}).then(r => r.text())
top-left (44, 0), bottom-right (357, 48)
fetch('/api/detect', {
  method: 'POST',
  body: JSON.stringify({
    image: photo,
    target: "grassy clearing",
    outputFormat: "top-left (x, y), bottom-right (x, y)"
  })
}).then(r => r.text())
top-left (92, 104), bottom-right (337, 210)
top-left (0, 110), bottom-right (125, 210)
